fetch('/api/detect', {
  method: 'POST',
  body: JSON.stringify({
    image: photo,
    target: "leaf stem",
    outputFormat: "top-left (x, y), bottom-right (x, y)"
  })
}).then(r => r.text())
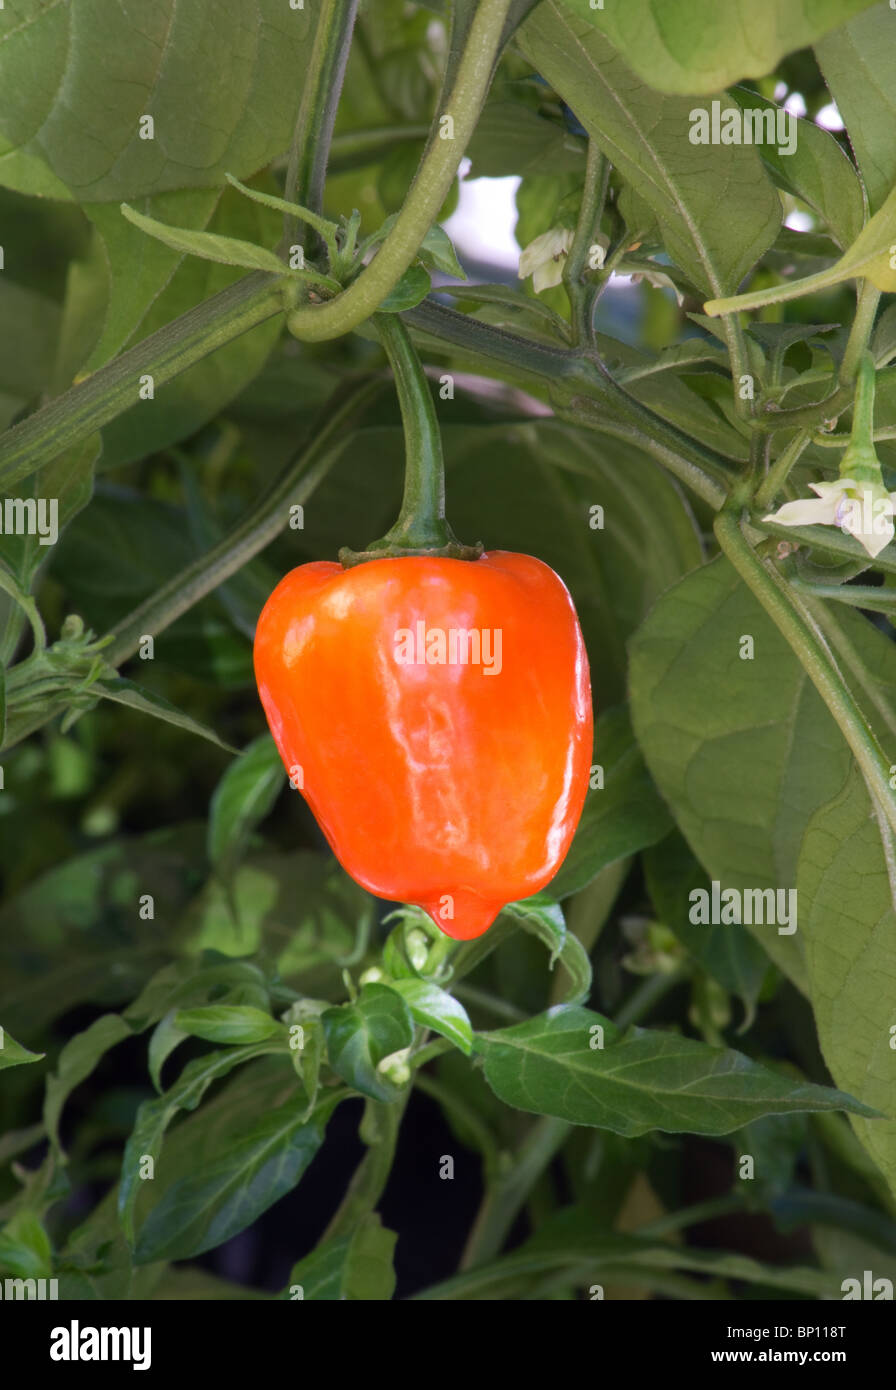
top-left (459, 1116), bottom-right (569, 1270)
top-left (754, 429), bottom-right (812, 512)
top-left (840, 282), bottom-right (881, 385)
top-left (563, 141), bottom-right (608, 345)
top-left (281, 0), bottom-right (359, 256)
top-left (320, 1096), bottom-right (408, 1242)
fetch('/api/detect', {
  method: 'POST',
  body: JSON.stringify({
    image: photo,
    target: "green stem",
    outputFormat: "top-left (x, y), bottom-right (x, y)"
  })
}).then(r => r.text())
top-left (327, 124), bottom-right (431, 172)
top-left (281, 0), bottom-right (359, 256)
top-left (754, 428), bottom-right (812, 512)
top-left (636, 1194), bottom-right (748, 1239)
top-left (790, 580), bottom-right (896, 615)
top-left (563, 142), bottom-right (609, 345)
top-left (845, 351), bottom-right (877, 469)
top-left (459, 1116), bottom-right (569, 1271)
top-left (0, 275), bottom-right (282, 494)
top-left (615, 967), bottom-right (686, 1030)
top-left (453, 983), bottom-right (527, 1024)
top-left (285, 0), bottom-right (513, 344)
top-left (338, 315), bottom-right (480, 564)
top-left (721, 314), bottom-right (755, 421)
top-left (840, 282), bottom-right (881, 386)
top-left (320, 1096), bottom-right (407, 1242)
top-left (714, 507), bottom-right (896, 838)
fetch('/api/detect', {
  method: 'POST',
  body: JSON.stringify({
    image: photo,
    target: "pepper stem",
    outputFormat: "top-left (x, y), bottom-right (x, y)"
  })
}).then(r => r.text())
top-left (840, 351), bottom-right (882, 489)
top-left (339, 314), bottom-right (482, 567)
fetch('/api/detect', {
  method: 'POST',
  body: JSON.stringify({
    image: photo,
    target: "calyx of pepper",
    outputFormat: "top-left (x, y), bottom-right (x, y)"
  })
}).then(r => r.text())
top-left (338, 476), bottom-right (483, 568)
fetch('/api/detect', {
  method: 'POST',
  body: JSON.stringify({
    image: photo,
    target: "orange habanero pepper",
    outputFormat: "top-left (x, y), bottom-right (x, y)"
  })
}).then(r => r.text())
top-left (253, 549), bottom-right (592, 940)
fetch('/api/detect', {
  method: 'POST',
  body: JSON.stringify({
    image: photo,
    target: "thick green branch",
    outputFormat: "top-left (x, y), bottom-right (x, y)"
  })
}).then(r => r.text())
top-left (405, 300), bottom-right (733, 506)
top-left (0, 274), bottom-right (283, 493)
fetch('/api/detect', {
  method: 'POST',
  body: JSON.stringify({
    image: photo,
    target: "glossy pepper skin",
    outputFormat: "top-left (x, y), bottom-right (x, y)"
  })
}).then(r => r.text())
top-left (253, 551), bottom-right (592, 940)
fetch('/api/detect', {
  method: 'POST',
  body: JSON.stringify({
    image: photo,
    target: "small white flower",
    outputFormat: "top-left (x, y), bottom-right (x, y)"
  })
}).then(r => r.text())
top-left (518, 227), bottom-right (574, 293)
top-left (764, 479), bottom-right (896, 559)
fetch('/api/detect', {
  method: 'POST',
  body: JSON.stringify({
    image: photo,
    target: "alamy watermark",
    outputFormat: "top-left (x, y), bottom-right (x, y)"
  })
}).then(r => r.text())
top-left (394, 622), bottom-right (503, 675)
top-left (1, 1276), bottom-right (58, 1299)
top-left (689, 99), bottom-right (797, 157)
top-left (0, 497), bottom-right (59, 546)
top-left (689, 881), bottom-right (797, 936)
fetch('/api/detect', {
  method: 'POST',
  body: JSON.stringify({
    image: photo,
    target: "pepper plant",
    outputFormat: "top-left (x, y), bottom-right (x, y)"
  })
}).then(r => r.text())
top-left (2, 0), bottom-right (896, 1302)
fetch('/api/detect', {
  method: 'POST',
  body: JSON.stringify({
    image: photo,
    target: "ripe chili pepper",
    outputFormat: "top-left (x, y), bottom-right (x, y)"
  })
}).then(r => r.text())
top-left (254, 550), bottom-right (592, 939)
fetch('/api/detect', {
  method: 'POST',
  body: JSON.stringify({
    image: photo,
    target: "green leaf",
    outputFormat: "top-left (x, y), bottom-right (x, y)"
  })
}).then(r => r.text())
top-left (43, 1013), bottom-right (132, 1152)
top-left (119, 1042), bottom-right (278, 1245)
top-left (135, 1098), bottom-right (328, 1264)
top-left (120, 203), bottom-right (289, 276)
top-left (0, 0), bottom-right (317, 202)
top-left (377, 263), bottom-right (432, 312)
top-left (520, 3), bottom-right (781, 296)
top-left (629, 554), bottom-right (861, 990)
top-left (561, 0), bottom-right (878, 95)
top-left (644, 832), bottom-right (770, 1020)
top-left (0, 1028), bottom-right (44, 1071)
top-left (615, 338), bottom-right (730, 384)
top-left (207, 734), bottom-right (284, 871)
top-left (283, 1236), bottom-right (351, 1300)
top-left (93, 678), bottom-right (236, 754)
top-left (224, 173), bottom-right (339, 254)
top-left (96, 188), bottom-right (283, 469)
top-left (0, 1211), bottom-right (53, 1279)
top-left (80, 191), bottom-right (221, 369)
top-left (148, 1013), bottom-right (188, 1094)
top-left (798, 766), bottom-right (896, 1197)
top-left (0, 436), bottom-right (99, 594)
top-left (386, 980), bottom-right (473, 1056)
top-left (817, 5), bottom-right (896, 214)
top-left (124, 958), bottom-right (271, 1031)
top-left (476, 1005), bottom-right (877, 1135)
top-left (173, 1005), bottom-right (283, 1046)
top-left (466, 97), bottom-right (585, 179)
top-left (501, 895), bottom-right (592, 1005)
top-left (730, 88), bottom-right (864, 252)
top-left (341, 1214), bottom-right (398, 1301)
top-left (705, 181), bottom-right (896, 315)
top-left (322, 983), bottom-right (415, 1102)
top-left (416, 1217), bottom-right (840, 1299)
top-left (283, 1245), bottom-right (350, 1295)
top-left (0, 278), bottom-right (60, 428)
top-left (549, 705), bottom-right (672, 900)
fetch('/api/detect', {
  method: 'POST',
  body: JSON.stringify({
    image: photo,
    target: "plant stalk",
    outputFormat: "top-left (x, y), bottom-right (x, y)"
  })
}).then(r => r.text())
top-left (280, 0), bottom-right (359, 255)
